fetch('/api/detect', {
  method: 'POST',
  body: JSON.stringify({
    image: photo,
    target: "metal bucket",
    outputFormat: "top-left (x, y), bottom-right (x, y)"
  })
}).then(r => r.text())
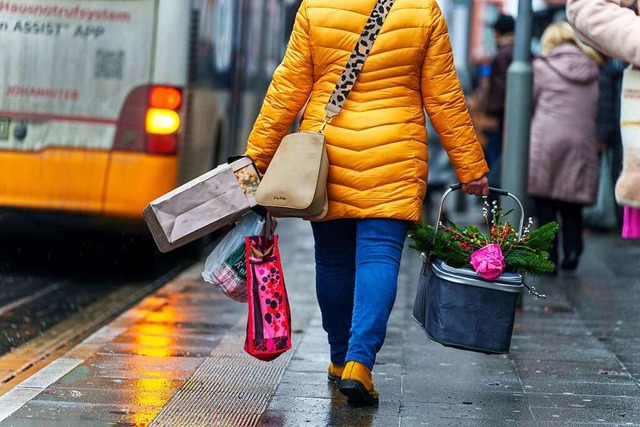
top-left (412, 184), bottom-right (533, 354)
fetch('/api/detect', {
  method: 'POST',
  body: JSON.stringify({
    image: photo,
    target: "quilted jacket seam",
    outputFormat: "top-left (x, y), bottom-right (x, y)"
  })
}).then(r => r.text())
top-left (409, 96), bottom-right (420, 213)
top-left (306, 1), bottom-right (315, 70)
top-left (331, 157), bottom-right (417, 172)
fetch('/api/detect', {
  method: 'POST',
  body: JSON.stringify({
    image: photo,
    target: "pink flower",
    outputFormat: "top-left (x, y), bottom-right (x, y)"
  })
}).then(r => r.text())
top-left (470, 244), bottom-right (505, 280)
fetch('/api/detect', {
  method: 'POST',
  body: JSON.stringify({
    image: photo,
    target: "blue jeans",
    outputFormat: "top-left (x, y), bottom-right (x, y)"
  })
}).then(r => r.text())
top-left (311, 218), bottom-right (409, 370)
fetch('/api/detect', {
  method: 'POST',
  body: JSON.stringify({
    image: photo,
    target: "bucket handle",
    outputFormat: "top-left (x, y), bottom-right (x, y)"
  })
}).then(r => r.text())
top-left (435, 183), bottom-right (525, 239)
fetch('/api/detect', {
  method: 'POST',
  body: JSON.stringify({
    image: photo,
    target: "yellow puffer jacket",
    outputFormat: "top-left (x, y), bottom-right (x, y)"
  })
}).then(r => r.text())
top-left (245, 0), bottom-right (489, 222)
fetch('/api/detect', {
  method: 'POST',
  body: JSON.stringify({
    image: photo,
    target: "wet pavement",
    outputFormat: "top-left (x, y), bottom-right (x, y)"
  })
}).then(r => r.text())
top-left (0, 227), bottom-right (202, 359)
top-left (0, 219), bottom-right (639, 426)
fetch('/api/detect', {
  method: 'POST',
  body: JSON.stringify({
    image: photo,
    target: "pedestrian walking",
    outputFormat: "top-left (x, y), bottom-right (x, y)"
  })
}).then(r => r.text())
top-left (598, 57), bottom-right (629, 229)
top-left (527, 21), bottom-right (600, 271)
top-left (485, 14), bottom-right (515, 171)
top-left (245, 0), bottom-right (489, 405)
top-left (597, 57), bottom-right (627, 188)
top-left (567, 0), bottom-right (640, 239)
top-left (467, 57), bottom-right (496, 151)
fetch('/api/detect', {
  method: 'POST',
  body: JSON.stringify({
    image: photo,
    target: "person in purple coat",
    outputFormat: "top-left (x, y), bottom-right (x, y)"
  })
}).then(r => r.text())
top-left (528, 21), bottom-right (601, 271)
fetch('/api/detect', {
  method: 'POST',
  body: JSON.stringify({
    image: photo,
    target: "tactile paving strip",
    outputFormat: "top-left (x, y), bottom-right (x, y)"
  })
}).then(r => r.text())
top-left (149, 314), bottom-right (310, 427)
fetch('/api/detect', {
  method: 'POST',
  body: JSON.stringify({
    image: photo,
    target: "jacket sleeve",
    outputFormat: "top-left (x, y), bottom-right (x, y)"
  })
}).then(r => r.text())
top-left (421, 2), bottom-right (489, 184)
top-left (567, 0), bottom-right (640, 67)
top-left (244, 1), bottom-right (314, 172)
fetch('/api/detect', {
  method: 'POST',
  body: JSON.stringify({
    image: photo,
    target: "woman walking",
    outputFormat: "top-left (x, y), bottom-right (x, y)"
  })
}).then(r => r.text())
top-left (528, 22), bottom-right (600, 271)
top-left (245, 0), bottom-right (489, 405)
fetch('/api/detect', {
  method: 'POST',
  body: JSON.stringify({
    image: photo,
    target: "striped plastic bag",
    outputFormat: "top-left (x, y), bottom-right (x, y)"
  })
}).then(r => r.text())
top-left (201, 212), bottom-right (265, 302)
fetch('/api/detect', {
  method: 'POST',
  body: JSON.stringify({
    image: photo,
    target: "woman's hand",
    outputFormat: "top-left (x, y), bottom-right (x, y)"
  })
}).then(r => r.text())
top-left (461, 176), bottom-right (490, 196)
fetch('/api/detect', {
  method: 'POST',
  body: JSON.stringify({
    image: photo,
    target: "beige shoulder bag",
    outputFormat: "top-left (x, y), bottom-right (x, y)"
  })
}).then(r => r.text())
top-left (254, 0), bottom-right (395, 220)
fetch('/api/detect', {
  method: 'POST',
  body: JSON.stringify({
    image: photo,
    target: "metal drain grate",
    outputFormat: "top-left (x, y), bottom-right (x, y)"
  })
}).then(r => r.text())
top-left (149, 315), bottom-right (310, 427)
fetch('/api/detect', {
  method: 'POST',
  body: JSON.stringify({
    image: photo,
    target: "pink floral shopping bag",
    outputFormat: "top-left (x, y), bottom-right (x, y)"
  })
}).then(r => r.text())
top-left (244, 231), bottom-right (292, 361)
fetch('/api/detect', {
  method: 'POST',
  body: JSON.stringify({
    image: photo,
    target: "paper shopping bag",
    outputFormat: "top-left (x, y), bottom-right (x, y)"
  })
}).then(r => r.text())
top-left (144, 157), bottom-right (260, 252)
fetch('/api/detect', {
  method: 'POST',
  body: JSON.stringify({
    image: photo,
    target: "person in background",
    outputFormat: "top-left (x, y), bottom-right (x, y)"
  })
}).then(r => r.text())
top-left (597, 57), bottom-right (626, 184)
top-left (567, 0), bottom-right (640, 66)
top-left (467, 56), bottom-right (497, 151)
top-left (527, 21), bottom-right (600, 271)
top-left (245, 0), bottom-right (489, 406)
top-left (596, 57), bottom-right (627, 228)
top-left (485, 14), bottom-right (515, 170)
top-left (567, 0), bottom-right (640, 239)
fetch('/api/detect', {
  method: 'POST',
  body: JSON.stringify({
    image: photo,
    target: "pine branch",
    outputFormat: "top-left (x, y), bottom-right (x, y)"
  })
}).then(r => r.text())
top-left (505, 248), bottom-right (555, 275)
top-left (408, 218), bottom-right (558, 276)
top-left (524, 222), bottom-right (558, 250)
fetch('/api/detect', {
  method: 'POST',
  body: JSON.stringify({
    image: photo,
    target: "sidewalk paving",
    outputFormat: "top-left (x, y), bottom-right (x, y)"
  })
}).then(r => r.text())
top-left (260, 221), bottom-right (640, 426)
top-left (0, 219), bottom-right (638, 426)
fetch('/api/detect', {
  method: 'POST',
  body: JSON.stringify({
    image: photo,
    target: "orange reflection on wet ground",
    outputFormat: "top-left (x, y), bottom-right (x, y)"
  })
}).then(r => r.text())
top-left (133, 324), bottom-right (175, 358)
top-left (128, 305), bottom-right (181, 425)
top-left (132, 305), bottom-right (178, 358)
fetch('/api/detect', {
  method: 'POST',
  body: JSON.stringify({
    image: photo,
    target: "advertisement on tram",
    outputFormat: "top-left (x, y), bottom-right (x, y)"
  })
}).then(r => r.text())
top-left (0, 0), bottom-right (299, 230)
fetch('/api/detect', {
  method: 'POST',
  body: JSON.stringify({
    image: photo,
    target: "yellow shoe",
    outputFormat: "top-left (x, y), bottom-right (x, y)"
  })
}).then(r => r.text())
top-left (339, 361), bottom-right (379, 405)
top-left (327, 363), bottom-right (344, 384)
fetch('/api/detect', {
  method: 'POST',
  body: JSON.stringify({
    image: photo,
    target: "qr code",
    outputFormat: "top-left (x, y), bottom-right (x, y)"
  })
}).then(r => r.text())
top-left (95, 49), bottom-right (124, 79)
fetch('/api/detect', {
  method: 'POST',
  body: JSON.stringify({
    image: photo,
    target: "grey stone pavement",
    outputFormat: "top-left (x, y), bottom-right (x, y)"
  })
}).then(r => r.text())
top-left (0, 218), bottom-right (639, 426)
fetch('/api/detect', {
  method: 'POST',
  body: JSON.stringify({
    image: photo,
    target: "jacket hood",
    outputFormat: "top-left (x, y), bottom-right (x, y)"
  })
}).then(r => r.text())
top-left (544, 44), bottom-right (599, 84)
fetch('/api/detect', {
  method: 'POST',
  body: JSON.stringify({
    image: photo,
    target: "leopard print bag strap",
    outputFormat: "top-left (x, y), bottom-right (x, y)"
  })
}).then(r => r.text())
top-left (324, 0), bottom-right (395, 121)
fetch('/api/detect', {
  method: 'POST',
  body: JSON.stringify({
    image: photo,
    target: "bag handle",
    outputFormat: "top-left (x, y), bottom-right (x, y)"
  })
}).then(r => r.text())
top-left (322, 0), bottom-right (395, 129)
top-left (263, 212), bottom-right (276, 241)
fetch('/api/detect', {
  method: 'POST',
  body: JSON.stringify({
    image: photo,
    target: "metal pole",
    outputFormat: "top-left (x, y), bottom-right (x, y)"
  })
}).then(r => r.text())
top-left (501, 0), bottom-right (533, 214)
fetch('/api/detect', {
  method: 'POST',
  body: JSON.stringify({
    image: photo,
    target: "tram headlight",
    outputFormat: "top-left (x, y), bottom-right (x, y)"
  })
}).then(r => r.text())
top-left (145, 108), bottom-right (180, 135)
